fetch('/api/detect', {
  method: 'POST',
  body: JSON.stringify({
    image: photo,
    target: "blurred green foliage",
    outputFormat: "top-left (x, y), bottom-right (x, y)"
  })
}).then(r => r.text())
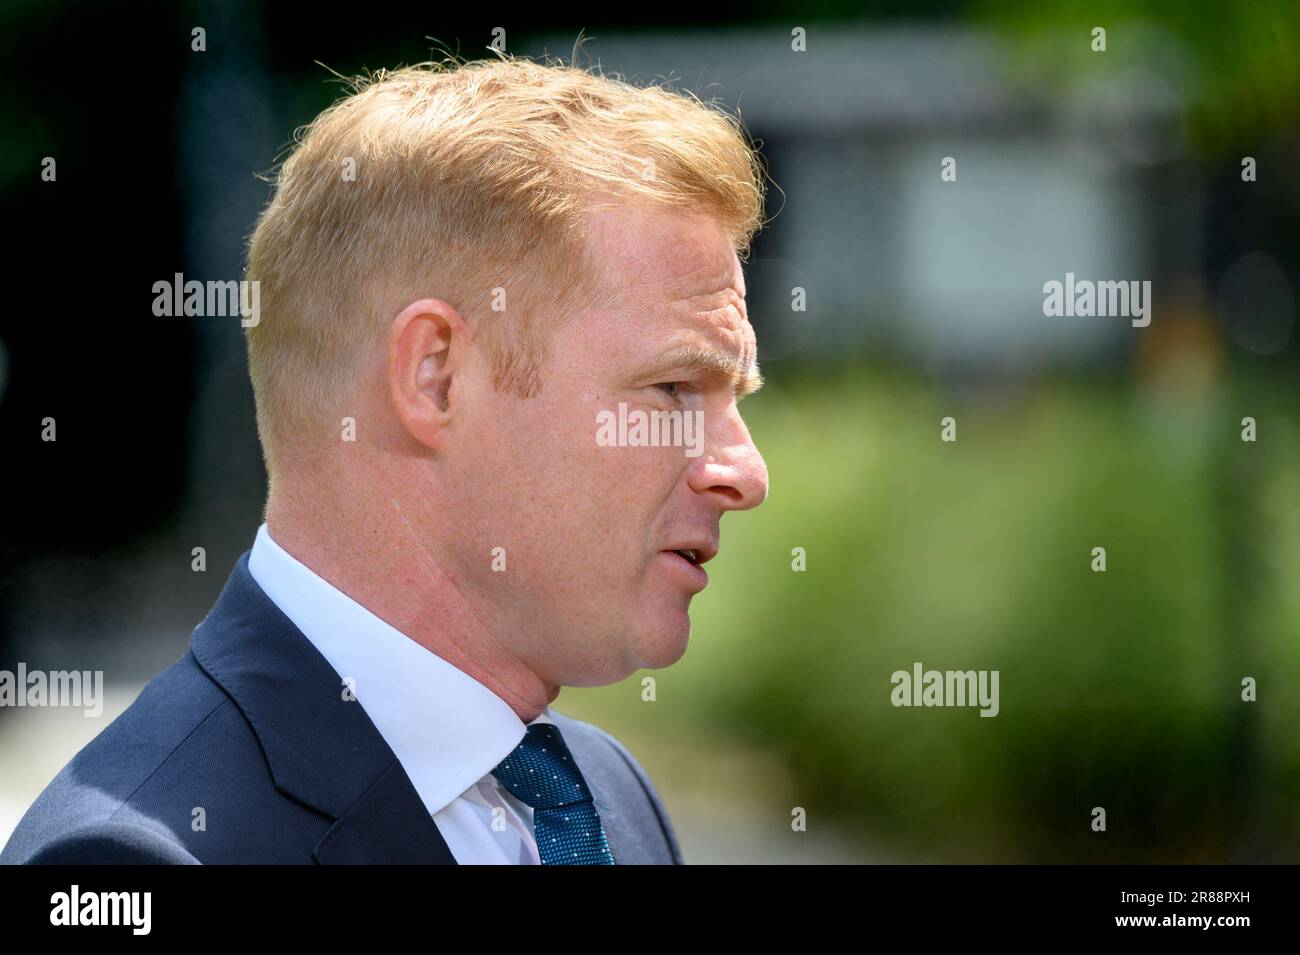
top-left (978, 0), bottom-right (1300, 156)
top-left (573, 365), bottom-right (1299, 861)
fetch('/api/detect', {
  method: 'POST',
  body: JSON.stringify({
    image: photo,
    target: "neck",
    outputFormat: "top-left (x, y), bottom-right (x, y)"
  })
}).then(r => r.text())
top-left (263, 458), bottom-right (559, 723)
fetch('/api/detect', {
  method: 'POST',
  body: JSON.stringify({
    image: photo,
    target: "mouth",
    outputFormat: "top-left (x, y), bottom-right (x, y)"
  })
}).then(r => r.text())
top-left (657, 541), bottom-right (718, 594)
top-left (664, 542), bottom-right (719, 566)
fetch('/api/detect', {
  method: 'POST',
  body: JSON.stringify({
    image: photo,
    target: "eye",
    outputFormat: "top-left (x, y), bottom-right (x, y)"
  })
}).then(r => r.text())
top-left (654, 382), bottom-right (682, 399)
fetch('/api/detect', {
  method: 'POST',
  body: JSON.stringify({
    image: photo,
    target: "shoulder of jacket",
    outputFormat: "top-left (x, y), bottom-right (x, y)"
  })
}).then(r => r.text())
top-left (23, 820), bottom-right (201, 865)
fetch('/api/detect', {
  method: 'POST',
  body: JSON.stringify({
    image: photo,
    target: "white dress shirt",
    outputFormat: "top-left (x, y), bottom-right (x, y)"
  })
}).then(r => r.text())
top-left (247, 521), bottom-right (549, 864)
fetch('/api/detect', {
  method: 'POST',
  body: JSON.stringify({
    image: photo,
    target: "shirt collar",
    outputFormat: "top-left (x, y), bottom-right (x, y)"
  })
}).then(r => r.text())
top-left (247, 521), bottom-right (552, 816)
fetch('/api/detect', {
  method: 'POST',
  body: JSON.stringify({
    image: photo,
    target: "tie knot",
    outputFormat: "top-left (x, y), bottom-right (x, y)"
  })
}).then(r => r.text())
top-left (490, 722), bottom-right (595, 810)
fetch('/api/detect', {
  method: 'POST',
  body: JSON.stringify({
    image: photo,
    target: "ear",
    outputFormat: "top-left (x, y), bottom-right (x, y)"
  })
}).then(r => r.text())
top-left (388, 298), bottom-right (473, 451)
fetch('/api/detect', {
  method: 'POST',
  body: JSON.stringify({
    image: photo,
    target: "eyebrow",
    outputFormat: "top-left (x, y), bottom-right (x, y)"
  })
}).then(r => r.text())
top-left (639, 343), bottom-right (764, 399)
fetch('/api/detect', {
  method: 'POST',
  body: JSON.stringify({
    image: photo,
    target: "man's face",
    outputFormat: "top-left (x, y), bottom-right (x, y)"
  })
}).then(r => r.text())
top-left (447, 203), bottom-right (768, 687)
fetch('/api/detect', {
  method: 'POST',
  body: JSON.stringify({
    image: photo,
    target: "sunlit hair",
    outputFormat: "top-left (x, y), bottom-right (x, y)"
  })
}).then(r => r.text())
top-left (243, 50), bottom-right (768, 478)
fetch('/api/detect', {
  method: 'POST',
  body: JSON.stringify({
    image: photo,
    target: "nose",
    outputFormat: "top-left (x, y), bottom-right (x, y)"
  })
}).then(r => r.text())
top-left (686, 408), bottom-right (768, 511)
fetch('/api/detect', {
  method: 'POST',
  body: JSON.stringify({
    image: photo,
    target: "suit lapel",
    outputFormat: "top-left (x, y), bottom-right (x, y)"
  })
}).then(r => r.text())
top-left (312, 761), bottom-right (457, 864)
top-left (191, 551), bottom-right (458, 865)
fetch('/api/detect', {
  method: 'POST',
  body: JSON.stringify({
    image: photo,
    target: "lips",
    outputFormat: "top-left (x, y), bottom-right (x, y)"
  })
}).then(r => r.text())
top-left (664, 541), bottom-right (719, 565)
top-left (659, 549), bottom-right (710, 592)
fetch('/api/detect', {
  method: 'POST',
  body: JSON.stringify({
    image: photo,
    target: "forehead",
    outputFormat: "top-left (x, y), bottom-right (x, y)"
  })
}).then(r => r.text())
top-left (581, 202), bottom-right (752, 353)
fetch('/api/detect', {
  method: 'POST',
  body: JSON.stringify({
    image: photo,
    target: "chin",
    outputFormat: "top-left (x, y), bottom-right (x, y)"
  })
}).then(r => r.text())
top-left (631, 607), bottom-right (693, 670)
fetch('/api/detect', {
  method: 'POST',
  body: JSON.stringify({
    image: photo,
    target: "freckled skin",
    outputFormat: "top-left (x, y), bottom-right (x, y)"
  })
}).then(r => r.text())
top-left (450, 205), bottom-right (768, 687)
top-left (267, 203), bottom-right (768, 721)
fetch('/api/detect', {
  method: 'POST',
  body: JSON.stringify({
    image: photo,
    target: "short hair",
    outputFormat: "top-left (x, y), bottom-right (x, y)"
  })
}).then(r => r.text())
top-left (243, 52), bottom-right (767, 479)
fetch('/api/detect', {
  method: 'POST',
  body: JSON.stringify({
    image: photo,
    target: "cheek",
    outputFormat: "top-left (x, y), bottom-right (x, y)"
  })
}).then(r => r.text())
top-left (487, 394), bottom-right (624, 531)
top-left (587, 447), bottom-right (687, 554)
top-left (487, 392), bottom-right (686, 569)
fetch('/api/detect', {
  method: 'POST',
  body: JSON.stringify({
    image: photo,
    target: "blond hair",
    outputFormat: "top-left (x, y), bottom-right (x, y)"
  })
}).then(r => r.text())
top-left (243, 51), bottom-right (767, 478)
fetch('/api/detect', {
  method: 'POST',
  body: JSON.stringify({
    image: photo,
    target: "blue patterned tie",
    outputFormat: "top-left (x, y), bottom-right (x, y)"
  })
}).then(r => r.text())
top-left (490, 722), bottom-right (616, 865)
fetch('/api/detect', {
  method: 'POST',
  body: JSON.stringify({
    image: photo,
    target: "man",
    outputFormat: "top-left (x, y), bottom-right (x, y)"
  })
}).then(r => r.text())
top-left (1, 54), bottom-right (769, 864)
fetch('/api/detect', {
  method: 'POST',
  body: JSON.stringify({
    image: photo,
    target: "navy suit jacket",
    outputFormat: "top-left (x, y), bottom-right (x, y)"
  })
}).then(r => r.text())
top-left (0, 552), bottom-right (684, 865)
